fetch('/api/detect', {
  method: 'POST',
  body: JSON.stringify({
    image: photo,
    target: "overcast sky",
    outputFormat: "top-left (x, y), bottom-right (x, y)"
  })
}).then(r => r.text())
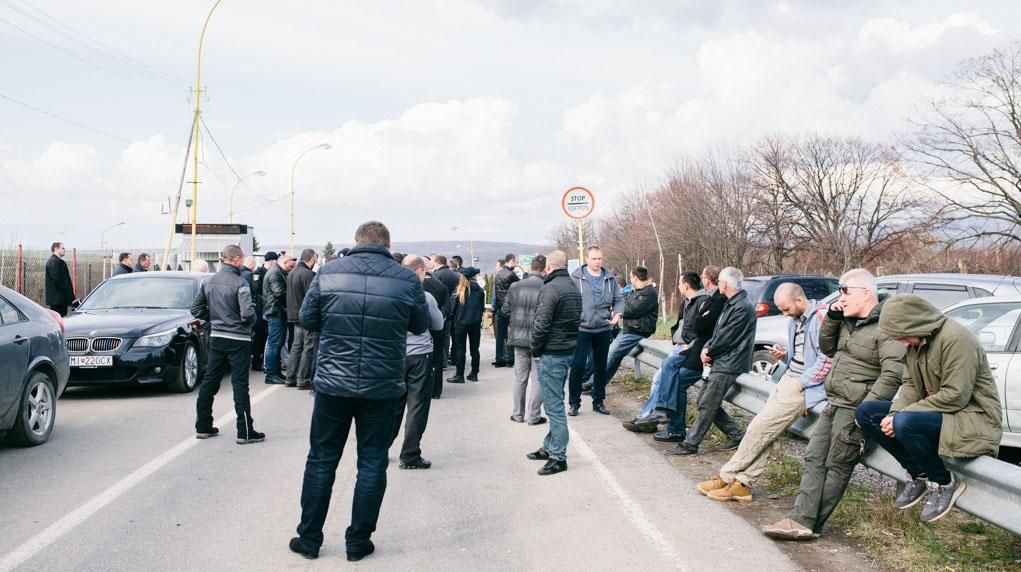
top-left (2, 0), bottom-right (1019, 250)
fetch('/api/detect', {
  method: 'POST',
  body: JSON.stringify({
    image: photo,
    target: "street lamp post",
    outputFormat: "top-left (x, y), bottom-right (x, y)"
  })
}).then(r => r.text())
top-left (451, 226), bottom-right (474, 266)
top-left (290, 143), bottom-right (331, 253)
top-left (100, 221), bottom-right (125, 280)
top-left (229, 170), bottom-right (266, 223)
top-left (190, 0), bottom-right (223, 269)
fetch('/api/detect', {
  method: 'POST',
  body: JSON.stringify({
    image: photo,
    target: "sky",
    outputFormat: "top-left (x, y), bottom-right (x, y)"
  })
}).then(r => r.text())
top-left (1, 0), bottom-right (1019, 250)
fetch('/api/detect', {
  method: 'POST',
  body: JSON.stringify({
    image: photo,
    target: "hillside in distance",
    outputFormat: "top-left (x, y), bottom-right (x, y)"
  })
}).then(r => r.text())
top-left (266, 240), bottom-right (549, 272)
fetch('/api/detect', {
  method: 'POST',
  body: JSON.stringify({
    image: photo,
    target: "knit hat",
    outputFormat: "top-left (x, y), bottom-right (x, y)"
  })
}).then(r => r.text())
top-left (264, 251), bottom-right (279, 261)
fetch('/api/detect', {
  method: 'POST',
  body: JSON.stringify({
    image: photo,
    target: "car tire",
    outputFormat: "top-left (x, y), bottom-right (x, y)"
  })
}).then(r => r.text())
top-left (751, 349), bottom-right (777, 377)
top-left (167, 340), bottom-right (201, 393)
top-left (7, 371), bottom-right (56, 447)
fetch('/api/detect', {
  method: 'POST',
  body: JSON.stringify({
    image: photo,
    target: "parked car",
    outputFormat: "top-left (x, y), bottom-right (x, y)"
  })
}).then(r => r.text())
top-left (0, 286), bottom-right (70, 446)
top-left (944, 296), bottom-right (1021, 448)
top-left (743, 274), bottom-right (839, 318)
top-left (752, 273), bottom-right (1021, 376)
top-left (64, 272), bottom-right (209, 393)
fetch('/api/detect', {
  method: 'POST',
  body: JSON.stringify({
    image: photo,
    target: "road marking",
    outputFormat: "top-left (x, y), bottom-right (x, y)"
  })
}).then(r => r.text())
top-left (0, 385), bottom-right (282, 572)
top-left (569, 427), bottom-right (686, 570)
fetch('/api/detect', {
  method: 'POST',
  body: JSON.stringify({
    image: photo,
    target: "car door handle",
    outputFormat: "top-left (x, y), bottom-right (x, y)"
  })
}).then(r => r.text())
top-left (14, 335), bottom-right (28, 345)
top-left (989, 363), bottom-right (999, 370)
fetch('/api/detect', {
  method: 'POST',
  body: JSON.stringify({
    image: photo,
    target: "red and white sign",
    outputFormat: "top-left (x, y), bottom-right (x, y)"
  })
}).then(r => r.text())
top-left (561, 186), bottom-right (595, 220)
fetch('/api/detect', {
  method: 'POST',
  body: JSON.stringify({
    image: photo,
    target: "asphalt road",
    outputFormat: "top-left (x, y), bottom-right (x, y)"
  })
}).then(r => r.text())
top-left (0, 345), bottom-right (800, 571)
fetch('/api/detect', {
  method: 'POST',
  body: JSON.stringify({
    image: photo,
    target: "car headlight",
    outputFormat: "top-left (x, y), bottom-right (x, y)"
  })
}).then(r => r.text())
top-left (135, 329), bottom-right (178, 348)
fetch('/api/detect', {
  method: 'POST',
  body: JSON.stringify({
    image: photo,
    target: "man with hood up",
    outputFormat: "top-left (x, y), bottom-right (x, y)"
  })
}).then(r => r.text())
top-left (856, 294), bottom-right (1002, 524)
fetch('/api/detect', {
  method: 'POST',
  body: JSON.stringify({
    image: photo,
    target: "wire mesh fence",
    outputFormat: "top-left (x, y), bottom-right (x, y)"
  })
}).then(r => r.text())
top-left (0, 246), bottom-right (124, 306)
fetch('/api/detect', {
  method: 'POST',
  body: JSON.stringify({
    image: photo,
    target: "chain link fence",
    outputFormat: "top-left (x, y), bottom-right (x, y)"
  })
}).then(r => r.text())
top-left (0, 246), bottom-right (122, 306)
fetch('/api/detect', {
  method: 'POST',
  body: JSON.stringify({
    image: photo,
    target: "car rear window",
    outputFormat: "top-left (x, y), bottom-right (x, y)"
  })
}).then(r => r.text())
top-left (911, 283), bottom-right (971, 310)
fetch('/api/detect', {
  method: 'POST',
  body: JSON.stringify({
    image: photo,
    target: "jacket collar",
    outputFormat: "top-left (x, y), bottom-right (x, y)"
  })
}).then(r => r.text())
top-left (724, 289), bottom-right (748, 305)
top-left (347, 242), bottom-right (393, 259)
top-left (219, 263), bottom-right (241, 276)
top-left (545, 268), bottom-right (570, 283)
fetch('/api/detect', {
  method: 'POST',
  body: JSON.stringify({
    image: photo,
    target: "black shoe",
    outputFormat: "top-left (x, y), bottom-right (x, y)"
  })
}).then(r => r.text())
top-left (296, 384), bottom-right (312, 391)
top-left (447, 375), bottom-right (465, 384)
top-left (285, 382), bottom-right (297, 387)
top-left (665, 443), bottom-right (698, 456)
top-left (567, 405), bottom-right (579, 417)
top-left (528, 417), bottom-right (548, 426)
top-left (251, 363), bottom-right (264, 372)
top-left (581, 381), bottom-right (593, 391)
top-left (347, 541), bottom-right (375, 562)
top-left (717, 433), bottom-right (744, 452)
top-left (236, 429), bottom-right (266, 445)
top-left (593, 403), bottom-right (610, 415)
top-left (467, 372), bottom-right (479, 382)
top-left (492, 362), bottom-right (506, 368)
top-left (653, 430), bottom-right (685, 442)
top-left (264, 376), bottom-right (286, 385)
top-left (623, 416), bottom-right (659, 433)
top-left (289, 537), bottom-right (318, 560)
top-left (510, 415), bottom-right (525, 423)
top-left (526, 448), bottom-right (551, 460)
top-left (195, 427), bottom-right (219, 439)
top-left (538, 459), bottom-right (568, 476)
top-left (399, 457), bottom-right (432, 470)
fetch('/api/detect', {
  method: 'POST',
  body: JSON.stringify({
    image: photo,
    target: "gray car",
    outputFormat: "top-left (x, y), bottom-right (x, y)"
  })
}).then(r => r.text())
top-left (752, 273), bottom-right (1021, 375)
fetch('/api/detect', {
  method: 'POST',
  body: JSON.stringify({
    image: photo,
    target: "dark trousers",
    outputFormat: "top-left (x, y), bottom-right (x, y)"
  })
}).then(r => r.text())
top-left (392, 353), bottom-right (433, 462)
top-left (856, 400), bottom-right (949, 484)
top-left (454, 323), bottom-right (481, 376)
top-left (195, 337), bottom-right (254, 436)
top-left (789, 404), bottom-right (863, 533)
top-left (251, 317), bottom-right (268, 368)
top-left (430, 328), bottom-right (447, 398)
top-left (494, 311), bottom-right (514, 366)
top-left (683, 372), bottom-right (744, 448)
top-left (568, 330), bottom-right (613, 408)
top-left (448, 320), bottom-right (457, 365)
top-left (49, 304), bottom-right (69, 317)
top-left (296, 393), bottom-right (400, 554)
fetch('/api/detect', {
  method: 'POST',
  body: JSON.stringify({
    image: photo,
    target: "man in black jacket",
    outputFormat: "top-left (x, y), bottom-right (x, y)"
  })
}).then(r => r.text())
top-left (263, 254), bottom-right (295, 384)
top-left (133, 253), bottom-right (152, 272)
top-left (286, 249), bottom-right (318, 389)
top-left (250, 251), bottom-right (277, 371)
top-left (671, 267), bottom-right (754, 456)
top-left (501, 255), bottom-right (547, 425)
top-left (44, 242), bottom-right (75, 316)
top-left (424, 256), bottom-right (452, 399)
top-left (526, 250), bottom-right (582, 476)
top-left (111, 252), bottom-right (133, 276)
top-left (192, 245), bottom-right (262, 444)
top-left (493, 253), bottom-right (520, 367)
top-left (604, 266), bottom-right (659, 383)
top-left (290, 221), bottom-right (429, 562)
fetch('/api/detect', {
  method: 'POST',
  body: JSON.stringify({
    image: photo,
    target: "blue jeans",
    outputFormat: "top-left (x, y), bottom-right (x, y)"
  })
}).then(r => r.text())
top-left (856, 400), bottom-right (949, 484)
top-left (662, 367), bottom-right (703, 435)
top-left (569, 330), bottom-right (613, 408)
top-left (638, 346), bottom-right (686, 418)
top-left (604, 333), bottom-right (647, 382)
top-left (538, 353), bottom-right (572, 461)
top-left (264, 315), bottom-right (286, 378)
top-left (296, 393), bottom-right (400, 554)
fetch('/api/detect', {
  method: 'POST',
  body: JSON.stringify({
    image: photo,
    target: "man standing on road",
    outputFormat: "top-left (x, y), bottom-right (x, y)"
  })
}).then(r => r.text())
top-left (670, 267), bottom-right (753, 456)
top-left (263, 254), bottom-right (294, 384)
top-left (764, 269), bottom-right (904, 540)
top-left (493, 253), bottom-right (520, 368)
top-left (423, 256), bottom-right (452, 399)
top-left (192, 245), bottom-right (263, 444)
top-left (392, 255), bottom-right (445, 469)
top-left (251, 252), bottom-right (277, 371)
top-left (501, 255), bottom-right (547, 425)
top-left (111, 253), bottom-right (134, 276)
top-left (45, 242), bottom-right (75, 317)
top-left (604, 266), bottom-right (659, 383)
top-left (286, 249), bottom-right (318, 390)
top-left (133, 253), bottom-right (152, 273)
top-left (290, 221), bottom-right (429, 561)
top-left (527, 250), bottom-right (582, 476)
top-left (568, 246), bottom-right (624, 416)
top-left (697, 283), bottom-right (831, 502)
top-left (857, 294), bottom-right (1001, 524)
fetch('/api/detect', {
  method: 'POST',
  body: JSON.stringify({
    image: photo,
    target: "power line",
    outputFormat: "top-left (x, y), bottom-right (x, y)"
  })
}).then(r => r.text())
top-left (199, 115), bottom-right (280, 204)
top-left (0, 91), bottom-right (134, 143)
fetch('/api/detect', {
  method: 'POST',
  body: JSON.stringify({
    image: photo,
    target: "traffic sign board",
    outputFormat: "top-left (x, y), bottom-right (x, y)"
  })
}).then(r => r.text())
top-left (561, 187), bottom-right (595, 220)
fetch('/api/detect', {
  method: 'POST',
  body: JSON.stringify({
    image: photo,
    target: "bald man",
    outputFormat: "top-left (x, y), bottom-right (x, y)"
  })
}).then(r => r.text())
top-left (698, 283), bottom-right (832, 503)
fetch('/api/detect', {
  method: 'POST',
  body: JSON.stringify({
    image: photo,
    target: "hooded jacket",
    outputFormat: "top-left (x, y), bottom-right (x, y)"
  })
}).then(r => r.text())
top-left (570, 266), bottom-right (624, 333)
top-left (820, 296), bottom-right (905, 409)
top-left (880, 294), bottom-right (1003, 458)
top-left (621, 282), bottom-right (659, 338)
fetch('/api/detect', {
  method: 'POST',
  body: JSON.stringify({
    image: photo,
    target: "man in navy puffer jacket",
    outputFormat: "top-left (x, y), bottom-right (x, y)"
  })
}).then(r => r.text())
top-left (290, 221), bottom-right (429, 562)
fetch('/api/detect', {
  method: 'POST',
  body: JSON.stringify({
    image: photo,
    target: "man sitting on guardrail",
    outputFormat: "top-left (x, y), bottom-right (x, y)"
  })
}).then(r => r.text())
top-left (697, 283), bottom-right (831, 502)
top-left (855, 294), bottom-right (1002, 524)
top-left (604, 266), bottom-right (659, 384)
top-left (764, 268), bottom-right (904, 541)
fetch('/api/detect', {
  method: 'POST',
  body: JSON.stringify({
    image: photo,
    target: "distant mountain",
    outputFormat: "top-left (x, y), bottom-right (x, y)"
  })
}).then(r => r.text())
top-left (262, 240), bottom-right (549, 272)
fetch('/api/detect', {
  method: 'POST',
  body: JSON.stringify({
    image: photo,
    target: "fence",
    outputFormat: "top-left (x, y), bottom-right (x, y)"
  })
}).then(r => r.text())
top-left (0, 246), bottom-right (123, 306)
top-left (631, 339), bottom-right (1021, 537)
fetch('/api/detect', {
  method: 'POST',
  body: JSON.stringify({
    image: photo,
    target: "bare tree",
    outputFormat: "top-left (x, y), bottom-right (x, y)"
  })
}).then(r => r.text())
top-left (751, 137), bottom-right (805, 271)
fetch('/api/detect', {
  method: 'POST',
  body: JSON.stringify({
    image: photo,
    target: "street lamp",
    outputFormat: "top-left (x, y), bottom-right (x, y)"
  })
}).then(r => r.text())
top-left (451, 226), bottom-right (475, 265)
top-left (229, 170), bottom-right (266, 223)
top-left (189, 0), bottom-right (224, 269)
top-left (100, 221), bottom-right (125, 280)
top-left (290, 143), bottom-right (331, 252)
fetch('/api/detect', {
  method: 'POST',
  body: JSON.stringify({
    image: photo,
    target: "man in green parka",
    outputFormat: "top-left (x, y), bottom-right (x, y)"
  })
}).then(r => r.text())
top-left (856, 294), bottom-right (1003, 524)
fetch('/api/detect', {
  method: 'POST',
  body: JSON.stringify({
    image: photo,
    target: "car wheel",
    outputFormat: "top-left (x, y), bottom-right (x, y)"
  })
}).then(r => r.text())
top-left (751, 349), bottom-right (777, 377)
top-left (7, 372), bottom-right (56, 447)
top-left (167, 340), bottom-right (200, 393)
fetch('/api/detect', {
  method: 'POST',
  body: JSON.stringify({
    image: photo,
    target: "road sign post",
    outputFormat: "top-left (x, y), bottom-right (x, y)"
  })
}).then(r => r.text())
top-left (561, 186), bottom-right (595, 263)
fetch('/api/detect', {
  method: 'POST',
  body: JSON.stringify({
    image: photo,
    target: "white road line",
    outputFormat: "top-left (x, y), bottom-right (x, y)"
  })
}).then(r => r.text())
top-left (0, 385), bottom-right (282, 572)
top-left (569, 427), bottom-right (686, 571)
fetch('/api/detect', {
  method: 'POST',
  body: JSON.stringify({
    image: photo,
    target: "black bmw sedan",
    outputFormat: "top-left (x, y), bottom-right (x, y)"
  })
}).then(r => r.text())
top-left (64, 272), bottom-right (209, 393)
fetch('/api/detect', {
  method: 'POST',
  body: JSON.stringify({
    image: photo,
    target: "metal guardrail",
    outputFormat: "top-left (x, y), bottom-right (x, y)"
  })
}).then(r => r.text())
top-left (632, 339), bottom-right (1021, 536)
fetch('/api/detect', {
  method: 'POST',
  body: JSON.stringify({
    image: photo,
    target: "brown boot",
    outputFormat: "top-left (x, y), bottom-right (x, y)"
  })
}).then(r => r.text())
top-left (708, 481), bottom-right (753, 503)
top-left (762, 517), bottom-right (814, 540)
top-left (696, 475), bottom-right (727, 496)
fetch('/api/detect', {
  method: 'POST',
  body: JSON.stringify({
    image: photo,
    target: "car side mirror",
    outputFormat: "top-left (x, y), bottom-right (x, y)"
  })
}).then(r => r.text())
top-left (70, 299), bottom-right (82, 311)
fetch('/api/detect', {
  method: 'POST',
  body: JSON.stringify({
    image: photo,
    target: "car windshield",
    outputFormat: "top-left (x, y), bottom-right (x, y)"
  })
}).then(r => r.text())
top-left (80, 277), bottom-right (198, 310)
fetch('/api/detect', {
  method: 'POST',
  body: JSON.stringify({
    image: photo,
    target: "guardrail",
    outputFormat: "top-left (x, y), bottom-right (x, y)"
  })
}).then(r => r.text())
top-left (631, 339), bottom-right (1021, 536)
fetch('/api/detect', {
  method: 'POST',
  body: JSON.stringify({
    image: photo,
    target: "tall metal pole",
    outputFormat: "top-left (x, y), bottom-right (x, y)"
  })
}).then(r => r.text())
top-left (644, 201), bottom-right (666, 320)
top-left (577, 221), bottom-right (584, 264)
top-left (161, 113), bottom-right (197, 271)
top-left (290, 144), bottom-right (331, 253)
top-left (191, 0), bottom-right (223, 267)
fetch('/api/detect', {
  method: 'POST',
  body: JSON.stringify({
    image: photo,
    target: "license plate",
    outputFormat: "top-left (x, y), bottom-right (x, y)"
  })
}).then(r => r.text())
top-left (70, 355), bottom-right (113, 368)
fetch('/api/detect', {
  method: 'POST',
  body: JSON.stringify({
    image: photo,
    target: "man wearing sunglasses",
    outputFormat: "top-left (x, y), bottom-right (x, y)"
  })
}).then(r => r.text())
top-left (764, 268), bottom-right (904, 540)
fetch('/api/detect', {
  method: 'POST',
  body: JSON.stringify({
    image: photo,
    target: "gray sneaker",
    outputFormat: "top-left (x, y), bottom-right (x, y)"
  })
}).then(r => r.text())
top-left (894, 476), bottom-right (929, 510)
top-left (920, 475), bottom-right (966, 523)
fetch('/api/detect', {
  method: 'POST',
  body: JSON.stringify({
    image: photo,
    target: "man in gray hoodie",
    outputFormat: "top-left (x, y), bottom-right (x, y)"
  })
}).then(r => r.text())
top-left (567, 246), bottom-right (624, 416)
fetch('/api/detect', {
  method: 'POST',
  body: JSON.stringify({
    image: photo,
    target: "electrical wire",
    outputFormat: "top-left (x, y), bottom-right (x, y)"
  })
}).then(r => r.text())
top-left (0, 91), bottom-right (134, 143)
top-left (199, 115), bottom-right (281, 204)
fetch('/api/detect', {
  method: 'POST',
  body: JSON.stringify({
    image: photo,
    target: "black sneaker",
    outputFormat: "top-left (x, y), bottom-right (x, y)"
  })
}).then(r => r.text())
top-left (237, 429), bottom-right (266, 445)
top-left (567, 405), bottom-right (579, 417)
top-left (581, 381), bottom-right (593, 392)
top-left (894, 475), bottom-right (929, 510)
top-left (653, 430), bottom-right (685, 442)
top-left (538, 459), bottom-right (567, 476)
top-left (920, 475), bottom-right (966, 523)
top-left (347, 541), bottom-right (375, 562)
top-left (196, 427), bottom-right (219, 439)
top-left (665, 443), bottom-right (698, 456)
top-left (717, 433), bottom-right (744, 452)
top-left (447, 375), bottom-right (465, 384)
top-left (467, 372), bottom-right (479, 382)
top-left (527, 417), bottom-right (548, 426)
top-left (289, 537), bottom-right (318, 560)
top-left (526, 448), bottom-right (550, 461)
top-left (510, 415), bottom-right (525, 423)
top-left (593, 403), bottom-right (610, 415)
top-left (264, 376), bottom-right (286, 385)
top-left (399, 457), bottom-right (432, 470)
